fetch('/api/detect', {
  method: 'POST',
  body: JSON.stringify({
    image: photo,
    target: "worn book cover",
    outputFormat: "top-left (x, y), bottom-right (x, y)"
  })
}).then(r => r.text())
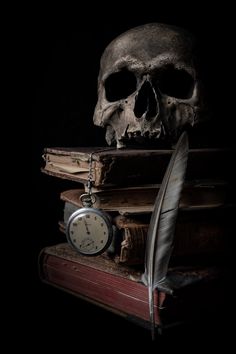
top-left (39, 243), bottom-right (224, 330)
top-left (60, 180), bottom-right (229, 214)
top-left (42, 147), bottom-right (232, 187)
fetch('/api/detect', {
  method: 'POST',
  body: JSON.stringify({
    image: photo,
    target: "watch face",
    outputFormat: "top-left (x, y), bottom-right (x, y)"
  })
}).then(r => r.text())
top-left (66, 208), bottom-right (113, 256)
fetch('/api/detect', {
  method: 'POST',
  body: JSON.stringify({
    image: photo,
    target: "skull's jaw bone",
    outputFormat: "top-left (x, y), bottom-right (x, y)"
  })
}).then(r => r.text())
top-left (104, 120), bottom-right (196, 149)
top-left (104, 124), bottom-right (167, 149)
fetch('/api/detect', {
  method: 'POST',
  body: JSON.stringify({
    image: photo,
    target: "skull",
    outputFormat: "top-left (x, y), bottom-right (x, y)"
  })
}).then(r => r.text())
top-left (93, 23), bottom-right (207, 148)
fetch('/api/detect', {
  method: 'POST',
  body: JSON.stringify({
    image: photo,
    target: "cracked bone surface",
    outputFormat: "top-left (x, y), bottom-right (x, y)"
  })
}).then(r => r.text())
top-left (93, 23), bottom-right (207, 148)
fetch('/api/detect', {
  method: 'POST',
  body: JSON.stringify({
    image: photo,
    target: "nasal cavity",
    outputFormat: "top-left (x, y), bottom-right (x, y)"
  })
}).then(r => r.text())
top-left (134, 81), bottom-right (158, 120)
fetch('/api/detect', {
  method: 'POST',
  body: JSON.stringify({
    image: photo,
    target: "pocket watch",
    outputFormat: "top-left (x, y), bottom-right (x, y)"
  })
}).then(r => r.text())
top-left (66, 204), bottom-right (114, 256)
top-left (66, 150), bottom-right (116, 256)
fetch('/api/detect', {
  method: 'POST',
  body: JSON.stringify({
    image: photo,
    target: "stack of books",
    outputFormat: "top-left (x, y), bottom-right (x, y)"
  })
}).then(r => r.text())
top-left (40, 145), bottom-right (233, 333)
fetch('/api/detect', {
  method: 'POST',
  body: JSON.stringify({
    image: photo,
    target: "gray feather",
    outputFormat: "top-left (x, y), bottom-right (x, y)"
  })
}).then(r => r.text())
top-left (141, 131), bottom-right (189, 339)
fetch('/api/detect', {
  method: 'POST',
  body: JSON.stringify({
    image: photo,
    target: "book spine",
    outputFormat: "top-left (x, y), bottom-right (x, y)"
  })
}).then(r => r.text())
top-left (114, 212), bottom-right (228, 265)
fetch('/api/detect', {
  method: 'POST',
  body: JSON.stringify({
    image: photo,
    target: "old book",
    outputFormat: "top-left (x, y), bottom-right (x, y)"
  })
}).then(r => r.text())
top-left (113, 211), bottom-right (230, 265)
top-left (60, 180), bottom-right (229, 214)
top-left (59, 204), bottom-right (230, 265)
top-left (42, 146), bottom-right (232, 187)
top-left (39, 243), bottom-right (223, 331)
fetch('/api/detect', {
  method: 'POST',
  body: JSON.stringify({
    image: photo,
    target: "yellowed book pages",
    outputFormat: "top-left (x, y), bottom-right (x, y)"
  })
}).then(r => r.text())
top-left (45, 162), bottom-right (89, 174)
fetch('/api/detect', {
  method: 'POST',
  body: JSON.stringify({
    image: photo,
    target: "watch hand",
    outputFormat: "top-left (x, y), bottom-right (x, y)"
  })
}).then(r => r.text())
top-left (83, 219), bottom-right (90, 234)
top-left (81, 240), bottom-right (94, 249)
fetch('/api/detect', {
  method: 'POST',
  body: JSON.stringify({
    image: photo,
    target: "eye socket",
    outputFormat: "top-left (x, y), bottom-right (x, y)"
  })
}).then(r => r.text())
top-left (105, 70), bottom-right (137, 102)
top-left (155, 66), bottom-right (194, 99)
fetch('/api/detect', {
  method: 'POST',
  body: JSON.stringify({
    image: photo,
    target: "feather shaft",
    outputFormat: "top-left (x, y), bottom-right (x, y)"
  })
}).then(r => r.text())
top-left (142, 131), bottom-right (189, 339)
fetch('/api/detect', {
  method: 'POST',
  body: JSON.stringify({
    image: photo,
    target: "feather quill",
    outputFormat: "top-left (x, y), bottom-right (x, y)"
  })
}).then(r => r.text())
top-left (141, 131), bottom-right (189, 340)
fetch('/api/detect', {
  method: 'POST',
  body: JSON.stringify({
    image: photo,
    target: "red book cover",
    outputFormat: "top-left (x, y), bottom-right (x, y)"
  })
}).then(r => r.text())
top-left (39, 243), bottom-right (223, 330)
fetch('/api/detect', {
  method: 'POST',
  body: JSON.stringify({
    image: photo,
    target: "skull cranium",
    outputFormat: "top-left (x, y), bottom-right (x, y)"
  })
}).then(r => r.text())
top-left (93, 23), bottom-right (207, 148)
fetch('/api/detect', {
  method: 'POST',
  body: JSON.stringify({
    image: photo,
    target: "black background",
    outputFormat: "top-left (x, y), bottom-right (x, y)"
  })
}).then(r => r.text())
top-left (31, 7), bottom-right (235, 350)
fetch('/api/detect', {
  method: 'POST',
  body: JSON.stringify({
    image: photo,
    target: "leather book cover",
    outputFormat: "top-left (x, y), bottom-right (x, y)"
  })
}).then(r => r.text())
top-left (41, 147), bottom-right (233, 187)
top-left (39, 243), bottom-right (224, 329)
